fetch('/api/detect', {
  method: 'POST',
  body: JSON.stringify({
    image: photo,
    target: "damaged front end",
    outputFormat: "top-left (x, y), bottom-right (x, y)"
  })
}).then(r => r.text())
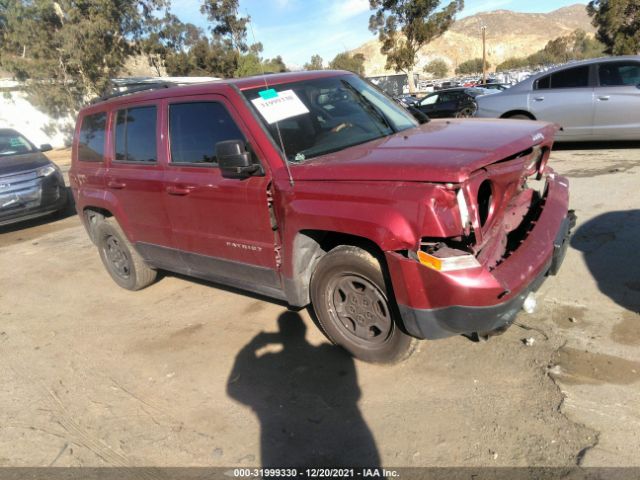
top-left (386, 145), bottom-right (575, 340)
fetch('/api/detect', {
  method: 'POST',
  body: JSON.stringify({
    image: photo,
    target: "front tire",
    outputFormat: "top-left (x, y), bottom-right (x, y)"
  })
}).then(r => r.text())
top-left (310, 246), bottom-right (417, 364)
top-left (95, 218), bottom-right (157, 291)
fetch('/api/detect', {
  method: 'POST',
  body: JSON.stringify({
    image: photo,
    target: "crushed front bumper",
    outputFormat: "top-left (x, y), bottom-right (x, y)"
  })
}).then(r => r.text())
top-left (386, 174), bottom-right (574, 340)
top-left (0, 172), bottom-right (67, 227)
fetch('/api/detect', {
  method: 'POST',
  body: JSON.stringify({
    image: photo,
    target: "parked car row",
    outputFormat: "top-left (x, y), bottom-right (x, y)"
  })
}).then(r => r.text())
top-left (476, 56), bottom-right (640, 141)
top-left (396, 56), bottom-right (640, 141)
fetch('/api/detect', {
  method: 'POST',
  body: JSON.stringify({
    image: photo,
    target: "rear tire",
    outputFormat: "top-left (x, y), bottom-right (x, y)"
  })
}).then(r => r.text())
top-left (310, 245), bottom-right (417, 364)
top-left (95, 218), bottom-right (157, 291)
top-left (455, 105), bottom-right (476, 118)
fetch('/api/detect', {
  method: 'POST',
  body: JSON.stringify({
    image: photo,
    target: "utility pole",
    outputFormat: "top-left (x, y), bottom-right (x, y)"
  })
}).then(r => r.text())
top-left (481, 25), bottom-right (487, 84)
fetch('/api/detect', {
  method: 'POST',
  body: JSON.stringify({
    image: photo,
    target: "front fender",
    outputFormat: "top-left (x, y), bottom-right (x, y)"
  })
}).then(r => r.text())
top-left (276, 180), bottom-right (462, 279)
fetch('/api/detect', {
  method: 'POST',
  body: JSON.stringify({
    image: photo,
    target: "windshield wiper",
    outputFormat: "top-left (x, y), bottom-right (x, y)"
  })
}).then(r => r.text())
top-left (341, 81), bottom-right (396, 134)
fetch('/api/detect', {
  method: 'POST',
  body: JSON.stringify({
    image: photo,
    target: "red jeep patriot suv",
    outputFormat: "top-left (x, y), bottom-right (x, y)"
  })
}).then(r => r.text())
top-left (70, 71), bottom-right (574, 364)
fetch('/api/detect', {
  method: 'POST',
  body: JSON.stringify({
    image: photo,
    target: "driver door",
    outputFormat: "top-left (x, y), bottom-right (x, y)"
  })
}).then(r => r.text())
top-left (162, 95), bottom-right (281, 296)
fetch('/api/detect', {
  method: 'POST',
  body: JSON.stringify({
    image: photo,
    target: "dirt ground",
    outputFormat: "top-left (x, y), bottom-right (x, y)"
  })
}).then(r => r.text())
top-left (0, 144), bottom-right (638, 469)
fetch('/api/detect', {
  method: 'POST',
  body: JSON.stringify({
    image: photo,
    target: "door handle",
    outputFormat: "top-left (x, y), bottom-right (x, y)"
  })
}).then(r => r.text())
top-left (598, 95), bottom-right (610, 101)
top-left (166, 185), bottom-right (195, 196)
top-left (534, 96), bottom-right (545, 102)
top-left (107, 180), bottom-right (126, 189)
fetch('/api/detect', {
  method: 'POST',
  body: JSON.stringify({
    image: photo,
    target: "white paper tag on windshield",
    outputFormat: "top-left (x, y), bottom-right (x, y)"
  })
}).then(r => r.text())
top-left (251, 89), bottom-right (309, 124)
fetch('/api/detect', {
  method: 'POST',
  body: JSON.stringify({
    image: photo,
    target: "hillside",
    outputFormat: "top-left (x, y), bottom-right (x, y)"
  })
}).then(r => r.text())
top-left (354, 4), bottom-right (595, 76)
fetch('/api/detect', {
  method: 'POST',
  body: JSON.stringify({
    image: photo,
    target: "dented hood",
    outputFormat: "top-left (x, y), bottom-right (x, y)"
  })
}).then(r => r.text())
top-left (291, 118), bottom-right (556, 184)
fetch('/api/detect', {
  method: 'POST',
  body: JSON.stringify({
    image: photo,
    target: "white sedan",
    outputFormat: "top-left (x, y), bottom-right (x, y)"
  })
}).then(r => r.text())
top-left (475, 56), bottom-right (640, 141)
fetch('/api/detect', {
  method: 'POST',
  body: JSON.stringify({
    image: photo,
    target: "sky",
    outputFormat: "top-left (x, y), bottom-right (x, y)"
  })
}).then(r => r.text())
top-left (171, 0), bottom-right (589, 68)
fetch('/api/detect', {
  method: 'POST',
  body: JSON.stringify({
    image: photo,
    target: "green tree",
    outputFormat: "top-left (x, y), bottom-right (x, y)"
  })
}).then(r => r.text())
top-left (572, 29), bottom-right (607, 58)
top-left (537, 29), bottom-right (603, 64)
top-left (496, 57), bottom-right (530, 71)
top-left (496, 30), bottom-right (605, 71)
top-left (263, 55), bottom-right (287, 73)
top-left (587, 0), bottom-right (640, 55)
top-left (329, 52), bottom-right (366, 75)
top-left (201, 0), bottom-right (249, 54)
top-left (233, 42), bottom-right (287, 78)
top-left (369, 0), bottom-right (464, 93)
top-left (0, 0), bottom-right (7, 36)
top-left (423, 59), bottom-right (448, 78)
top-left (455, 57), bottom-right (489, 75)
top-left (0, 0), bottom-right (166, 117)
top-left (141, 13), bottom-right (202, 76)
top-left (304, 54), bottom-right (324, 70)
top-left (235, 51), bottom-right (262, 77)
top-left (529, 30), bottom-right (605, 68)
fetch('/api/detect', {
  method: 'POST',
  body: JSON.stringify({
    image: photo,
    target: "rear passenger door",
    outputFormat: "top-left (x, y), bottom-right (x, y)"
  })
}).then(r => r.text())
top-left (592, 60), bottom-right (640, 139)
top-left (528, 65), bottom-right (595, 140)
top-left (162, 96), bottom-right (280, 294)
top-left (107, 103), bottom-right (173, 249)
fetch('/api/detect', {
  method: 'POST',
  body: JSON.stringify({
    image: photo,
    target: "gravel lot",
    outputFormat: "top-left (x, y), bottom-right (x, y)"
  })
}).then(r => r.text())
top-left (0, 144), bottom-right (638, 469)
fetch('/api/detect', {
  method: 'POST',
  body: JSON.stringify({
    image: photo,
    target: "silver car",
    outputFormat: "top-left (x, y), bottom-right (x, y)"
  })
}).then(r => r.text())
top-left (475, 56), bottom-right (640, 141)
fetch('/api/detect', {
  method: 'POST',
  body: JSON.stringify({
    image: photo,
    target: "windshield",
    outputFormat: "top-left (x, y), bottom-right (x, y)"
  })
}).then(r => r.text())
top-left (0, 130), bottom-right (36, 157)
top-left (242, 74), bottom-right (418, 163)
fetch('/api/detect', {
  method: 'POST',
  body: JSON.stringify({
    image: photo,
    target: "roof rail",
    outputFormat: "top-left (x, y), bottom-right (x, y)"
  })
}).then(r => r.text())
top-left (90, 80), bottom-right (176, 104)
top-left (89, 76), bottom-right (222, 105)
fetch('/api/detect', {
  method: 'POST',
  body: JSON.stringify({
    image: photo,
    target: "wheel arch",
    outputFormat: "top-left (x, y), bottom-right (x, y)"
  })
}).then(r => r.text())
top-left (82, 206), bottom-right (113, 243)
top-left (501, 110), bottom-right (536, 120)
top-left (77, 190), bottom-right (132, 244)
top-left (283, 229), bottom-right (389, 307)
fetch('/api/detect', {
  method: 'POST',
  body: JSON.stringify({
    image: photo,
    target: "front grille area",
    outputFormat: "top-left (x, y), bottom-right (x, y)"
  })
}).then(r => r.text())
top-left (493, 190), bottom-right (546, 270)
top-left (0, 170), bottom-right (42, 212)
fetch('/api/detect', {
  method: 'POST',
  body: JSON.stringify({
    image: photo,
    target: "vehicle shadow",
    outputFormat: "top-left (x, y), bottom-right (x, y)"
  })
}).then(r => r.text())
top-left (554, 140), bottom-right (640, 151)
top-left (570, 210), bottom-right (640, 312)
top-left (0, 186), bottom-right (76, 234)
top-left (226, 311), bottom-right (380, 468)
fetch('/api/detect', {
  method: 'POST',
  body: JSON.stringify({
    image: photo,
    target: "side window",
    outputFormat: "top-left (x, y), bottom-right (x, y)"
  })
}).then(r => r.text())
top-left (78, 112), bottom-right (107, 162)
top-left (421, 94), bottom-right (438, 106)
top-left (535, 76), bottom-right (550, 90)
top-left (169, 102), bottom-right (245, 165)
top-left (437, 93), bottom-right (455, 103)
top-left (599, 62), bottom-right (640, 87)
top-left (549, 66), bottom-right (590, 89)
top-left (114, 106), bottom-right (157, 163)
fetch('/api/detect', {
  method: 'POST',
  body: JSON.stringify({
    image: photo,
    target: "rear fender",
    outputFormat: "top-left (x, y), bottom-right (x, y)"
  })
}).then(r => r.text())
top-left (77, 188), bottom-right (133, 242)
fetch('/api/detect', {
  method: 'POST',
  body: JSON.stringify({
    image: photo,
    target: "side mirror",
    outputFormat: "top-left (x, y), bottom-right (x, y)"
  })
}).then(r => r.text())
top-left (39, 143), bottom-right (53, 152)
top-left (408, 106), bottom-right (430, 124)
top-left (216, 140), bottom-right (261, 178)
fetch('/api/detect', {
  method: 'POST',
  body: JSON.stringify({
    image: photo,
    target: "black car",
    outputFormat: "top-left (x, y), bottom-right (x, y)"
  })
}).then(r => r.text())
top-left (0, 128), bottom-right (67, 226)
top-left (394, 94), bottom-right (421, 108)
top-left (414, 87), bottom-right (485, 118)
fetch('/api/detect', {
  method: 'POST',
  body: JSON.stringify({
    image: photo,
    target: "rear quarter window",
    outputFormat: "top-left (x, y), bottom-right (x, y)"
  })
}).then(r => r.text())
top-left (78, 112), bottom-right (107, 162)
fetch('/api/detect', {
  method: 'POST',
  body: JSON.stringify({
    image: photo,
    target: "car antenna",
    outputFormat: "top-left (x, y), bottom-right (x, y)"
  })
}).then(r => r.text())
top-left (247, 10), bottom-right (294, 187)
